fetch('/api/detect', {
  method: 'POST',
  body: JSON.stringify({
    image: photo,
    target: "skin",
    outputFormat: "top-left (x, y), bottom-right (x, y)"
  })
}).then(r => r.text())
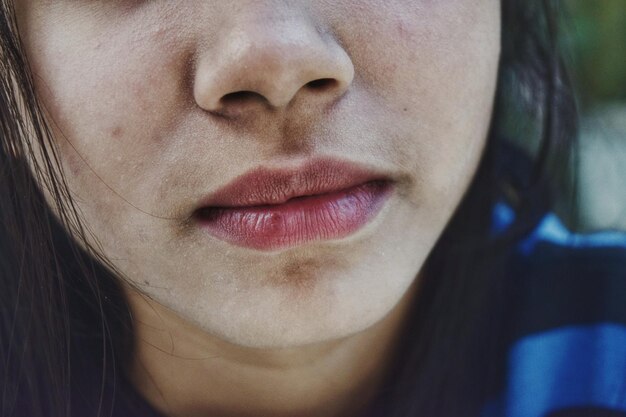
top-left (16, 1), bottom-right (500, 416)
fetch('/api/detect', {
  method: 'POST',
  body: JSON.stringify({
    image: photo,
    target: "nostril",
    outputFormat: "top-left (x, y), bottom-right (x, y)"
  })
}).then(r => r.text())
top-left (305, 78), bottom-right (338, 92)
top-left (220, 90), bottom-right (268, 106)
top-left (215, 79), bottom-right (341, 115)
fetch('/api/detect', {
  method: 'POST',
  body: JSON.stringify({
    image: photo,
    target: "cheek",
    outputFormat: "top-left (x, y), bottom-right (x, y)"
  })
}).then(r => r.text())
top-left (362, 1), bottom-right (500, 120)
top-left (336, 0), bottom-right (500, 192)
top-left (20, 7), bottom-right (192, 205)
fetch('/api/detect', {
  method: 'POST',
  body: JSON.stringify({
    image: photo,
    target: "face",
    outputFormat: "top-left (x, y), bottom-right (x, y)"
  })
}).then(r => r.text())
top-left (16, 1), bottom-right (500, 348)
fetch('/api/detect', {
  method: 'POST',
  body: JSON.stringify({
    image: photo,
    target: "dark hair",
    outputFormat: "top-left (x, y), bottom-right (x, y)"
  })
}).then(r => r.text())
top-left (0, 1), bottom-right (577, 416)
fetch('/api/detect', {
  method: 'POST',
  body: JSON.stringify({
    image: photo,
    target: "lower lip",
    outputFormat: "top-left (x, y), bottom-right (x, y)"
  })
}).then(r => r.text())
top-left (195, 180), bottom-right (394, 251)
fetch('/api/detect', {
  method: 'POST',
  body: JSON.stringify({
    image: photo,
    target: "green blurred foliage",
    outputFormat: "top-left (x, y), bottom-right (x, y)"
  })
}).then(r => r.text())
top-left (563, 0), bottom-right (626, 108)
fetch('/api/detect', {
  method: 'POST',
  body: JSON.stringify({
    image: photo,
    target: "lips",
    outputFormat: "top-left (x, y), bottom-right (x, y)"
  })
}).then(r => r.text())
top-left (194, 158), bottom-right (395, 251)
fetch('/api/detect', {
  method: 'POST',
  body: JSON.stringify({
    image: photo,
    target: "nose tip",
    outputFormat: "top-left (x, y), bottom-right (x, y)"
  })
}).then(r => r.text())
top-left (193, 18), bottom-right (354, 116)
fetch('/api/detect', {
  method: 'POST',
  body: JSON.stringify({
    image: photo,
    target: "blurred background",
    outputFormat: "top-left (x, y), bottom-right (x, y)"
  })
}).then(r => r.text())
top-left (565, 1), bottom-right (625, 109)
top-left (560, 1), bottom-right (625, 231)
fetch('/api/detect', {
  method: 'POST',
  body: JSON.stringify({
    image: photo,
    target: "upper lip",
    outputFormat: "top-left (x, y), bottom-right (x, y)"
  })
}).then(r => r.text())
top-left (198, 157), bottom-right (393, 208)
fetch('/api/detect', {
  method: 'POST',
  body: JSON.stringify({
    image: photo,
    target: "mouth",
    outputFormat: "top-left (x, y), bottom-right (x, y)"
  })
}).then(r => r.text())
top-left (193, 158), bottom-right (395, 251)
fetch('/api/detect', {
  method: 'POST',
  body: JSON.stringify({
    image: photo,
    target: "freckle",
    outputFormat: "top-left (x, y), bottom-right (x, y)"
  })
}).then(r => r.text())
top-left (397, 21), bottom-right (408, 38)
top-left (403, 108), bottom-right (408, 112)
top-left (111, 126), bottom-right (124, 139)
top-left (63, 151), bottom-right (83, 177)
top-left (396, 19), bottom-right (417, 43)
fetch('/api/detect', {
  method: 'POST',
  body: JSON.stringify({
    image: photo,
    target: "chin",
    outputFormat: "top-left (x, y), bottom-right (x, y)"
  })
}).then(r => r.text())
top-left (159, 250), bottom-right (424, 350)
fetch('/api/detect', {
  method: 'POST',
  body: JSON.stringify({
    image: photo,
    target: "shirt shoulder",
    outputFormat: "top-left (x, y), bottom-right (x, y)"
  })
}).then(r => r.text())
top-left (484, 207), bottom-right (626, 417)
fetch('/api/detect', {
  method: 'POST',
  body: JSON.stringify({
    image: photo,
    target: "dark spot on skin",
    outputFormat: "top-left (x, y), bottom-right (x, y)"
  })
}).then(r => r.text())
top-left (395, 17), bottom-right (420, 45)
top-left (111, 126), bottom-right (124, 139)
top-left (274, 258), bottom-right (321, 299)
top-left (403, 108), bottom-right (408, 112)
top-left (282, 258), bottom-right (315, 279)
top-left (278, 116), bottom-right (316, 155)
top-left (65, 152), bottom-right (83, 177)
top-left (264, 252), bottom-right (350, 301)
top-left (396, 20), bottom-right (410, 40)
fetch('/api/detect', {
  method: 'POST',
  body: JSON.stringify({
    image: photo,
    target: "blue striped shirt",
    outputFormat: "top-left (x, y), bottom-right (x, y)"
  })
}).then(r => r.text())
top-left (482, 204), bottom-right (626, 417)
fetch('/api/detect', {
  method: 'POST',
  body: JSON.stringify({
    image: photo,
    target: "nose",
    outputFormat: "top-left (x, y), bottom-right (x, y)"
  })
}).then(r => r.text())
top-left (193, 9), bottom-right (354, 117)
